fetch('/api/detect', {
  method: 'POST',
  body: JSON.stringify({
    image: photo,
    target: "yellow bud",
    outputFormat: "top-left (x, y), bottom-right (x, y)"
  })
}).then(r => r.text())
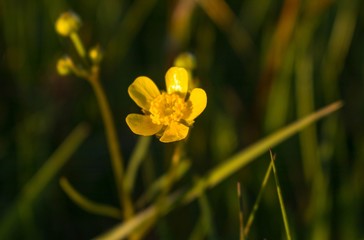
top-left (89, 45), bottom-right (103, 64)
top-left (57, 56), bottom-right (73, 75)
top-left (55, 11), bottom-right (81, 37)
top-left (174, 52), bottom-right (196, 70)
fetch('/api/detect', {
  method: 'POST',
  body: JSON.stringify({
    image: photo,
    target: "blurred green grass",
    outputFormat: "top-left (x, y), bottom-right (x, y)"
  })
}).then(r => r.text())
top-left (1, 0), bottom-right (364, 239)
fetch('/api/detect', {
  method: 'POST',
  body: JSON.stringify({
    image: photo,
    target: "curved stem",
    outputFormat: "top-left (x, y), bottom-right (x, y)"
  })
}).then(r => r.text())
top-left (60, 177), bottom-right (122, 219)
top-left (88, 67), bottom-right (134, 220)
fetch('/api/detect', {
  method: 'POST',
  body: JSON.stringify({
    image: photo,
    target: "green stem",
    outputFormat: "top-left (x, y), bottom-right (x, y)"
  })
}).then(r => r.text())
top-left (244, 161), bottom-right (272, 237)
top-left (60, 177), bottom-right (122, 219)
top-left (237, 182), bottom-right (245, 240)
top-left (70, 32), bottom-right (86, 58)
top-left (270, 151), bottom-right (291, 240)
top-left (88, 67), bottom-right (133, 220)
top-left (124, 136), bottom-right (151, 194)
top-left (160, 143), bottom-right (183, 199)
top-left (197, 185), bottom-right (218, 240)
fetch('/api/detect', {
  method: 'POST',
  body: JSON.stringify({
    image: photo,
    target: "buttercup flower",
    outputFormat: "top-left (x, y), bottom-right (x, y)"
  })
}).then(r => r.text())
top-left (55, 11), bottom-right (81, 37)
top-left (126, 67), bottom-right (207, 143)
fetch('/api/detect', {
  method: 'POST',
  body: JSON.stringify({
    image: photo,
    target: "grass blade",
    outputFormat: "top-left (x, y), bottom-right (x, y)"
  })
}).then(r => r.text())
top-left (124, 136), bottom-right (151, 194)
top-left (270, 150), bottom-right (291, 240)
top-left (237, 182), bottom-right (245, 240)
top-left (244, 161), bottom-right (273, 237)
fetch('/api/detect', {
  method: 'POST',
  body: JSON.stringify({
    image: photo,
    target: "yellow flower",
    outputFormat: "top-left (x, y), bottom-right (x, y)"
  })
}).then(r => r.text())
top-left (55, 11), bottom-right (81, 37)
top-left (126, 67), bottom-right (207, 143)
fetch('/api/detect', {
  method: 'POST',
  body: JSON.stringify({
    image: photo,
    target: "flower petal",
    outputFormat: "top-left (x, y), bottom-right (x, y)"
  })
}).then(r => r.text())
top-left (165, 67), bottom-right (188, 95)
top-left (126, 114), bottom-right (163, 136)
top-left (160, 122), bottom-right (189, 143)
top-left (185, 88), bottom-right (207, 122)
top-left (128, 76), bottom-right (160, 110)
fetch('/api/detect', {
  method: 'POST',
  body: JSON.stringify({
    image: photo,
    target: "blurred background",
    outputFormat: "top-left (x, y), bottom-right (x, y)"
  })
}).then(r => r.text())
top-left (1, 0), bottom-right (364, 239)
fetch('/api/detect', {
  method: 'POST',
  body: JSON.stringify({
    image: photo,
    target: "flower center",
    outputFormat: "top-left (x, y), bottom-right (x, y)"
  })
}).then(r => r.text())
top-left (149, 92), bottom-right (188, 125)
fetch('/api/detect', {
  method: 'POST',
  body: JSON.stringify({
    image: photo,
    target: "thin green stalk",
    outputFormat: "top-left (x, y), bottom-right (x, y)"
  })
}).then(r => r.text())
top-left (189, 217), bottom-right (206, 240)
top-left (295, 37), bottom-right (318, 183)
top-left (197, 184), bottom-right (218, 240)
top-left (237, 182), bottom-right (245, 240)
top-left (124, 136), bottom-right (151, 194)
top-left (70, 32), bottom-right (86, 58)
top-left (270, 151), bottom-right (291, 240)
top-left (244, 161), bottom-right (272, 237)
top-left (59, 177), bottom-right (122, 219)
top-left (158, 142), bottom-right (184, 201)
top-left (87, 67), bottom-right (133, 220)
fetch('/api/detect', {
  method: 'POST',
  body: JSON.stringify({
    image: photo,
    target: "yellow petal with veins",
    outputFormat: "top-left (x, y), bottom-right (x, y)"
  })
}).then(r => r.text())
top-left (126, 114), bottom-right (163, 136)
top-left (185, 88), bottom-right (207, 123)
top-left (128, 76), bottom-right (160, 110)
top-left (160, 122), bottom-right (189, 143)
top-left (165, 67), bottom-right (188, 95)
